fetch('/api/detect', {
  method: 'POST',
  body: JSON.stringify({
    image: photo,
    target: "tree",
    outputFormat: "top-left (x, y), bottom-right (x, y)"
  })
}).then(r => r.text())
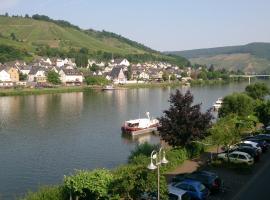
top-left (159, 90), bottom-right (213, 147)
top-left (47, 71), bottom-right (61, 85)
top-left (19, 72), bottom-right (27, 81)
top-left (218, 93), bottom-right (255, 118)
top-left (209, 64), bottom-right (214, 72)
top-left (256, 100), bottom-right (270, 126)
top-left (162, 72), bottom-right (169, 81)
top-left (198, 71), bottom-right (207, 80)
top-left (209, 115), bottom-right (240, 155)
top-left (85, 76), bottom-right (110, 86)
top-left (245, 83), bottom-right (270, 100)
top-left (90, 63), bottom-right (99, 72)
top-left (10, 32), bottom-right (17, 41)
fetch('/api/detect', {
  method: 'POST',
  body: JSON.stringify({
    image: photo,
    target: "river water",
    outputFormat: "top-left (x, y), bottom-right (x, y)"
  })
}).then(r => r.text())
top-left (0, 81), bottom-right (268, 199)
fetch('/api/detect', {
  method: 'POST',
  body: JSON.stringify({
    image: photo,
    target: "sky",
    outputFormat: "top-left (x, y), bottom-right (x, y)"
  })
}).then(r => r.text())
top-left (1, 0), bottom-right (270, 51)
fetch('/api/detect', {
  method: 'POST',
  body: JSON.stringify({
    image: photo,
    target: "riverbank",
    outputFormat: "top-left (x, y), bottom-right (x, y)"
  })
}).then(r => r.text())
top-left (0, 80), bottom-right (218, 97)
top-left (0, 86), bottom-right (99, 96)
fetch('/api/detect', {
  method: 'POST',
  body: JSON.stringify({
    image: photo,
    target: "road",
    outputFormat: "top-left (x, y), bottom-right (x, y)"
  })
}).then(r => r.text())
top-left (232, 150), bottom-right (270, 200)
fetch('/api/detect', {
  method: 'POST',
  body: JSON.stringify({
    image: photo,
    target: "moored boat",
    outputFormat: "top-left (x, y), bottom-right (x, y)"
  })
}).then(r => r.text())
top-left (213, 97), bottom-right (223, 111)
top-left (121, 112), bottom-right (160, 136)
top-left (102, 85), bottom-right (115, 91)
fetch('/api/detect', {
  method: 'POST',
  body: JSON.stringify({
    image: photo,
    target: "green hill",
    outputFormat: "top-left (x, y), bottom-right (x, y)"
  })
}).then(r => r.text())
top-left (167, 43), bottom-right (270, 73)
top-left (0, 15), bottom-right (188, 66)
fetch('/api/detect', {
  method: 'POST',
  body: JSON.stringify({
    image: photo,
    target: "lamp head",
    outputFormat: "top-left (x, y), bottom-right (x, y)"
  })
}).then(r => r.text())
top-left (147, 161), bottom-right (157, 170)
top-left (161, 152), bottom-right (168, 164)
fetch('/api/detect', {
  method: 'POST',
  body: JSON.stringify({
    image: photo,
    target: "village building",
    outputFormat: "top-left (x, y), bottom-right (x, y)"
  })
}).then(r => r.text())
top-left (107, 67), bottom-right (127, 84)
top-left (59, 69), bottom-right (83, 85)
top-left (28, 67), bottom-right (47, 83)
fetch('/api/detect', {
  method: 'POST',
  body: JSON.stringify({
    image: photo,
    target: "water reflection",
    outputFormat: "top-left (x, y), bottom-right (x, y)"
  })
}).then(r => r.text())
top-left (121, 132), bottom-right (160, 145)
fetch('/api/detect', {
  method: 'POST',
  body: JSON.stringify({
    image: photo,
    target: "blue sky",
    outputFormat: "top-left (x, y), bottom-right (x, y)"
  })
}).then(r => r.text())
top-left (1, 0), bottom-right (270, 51)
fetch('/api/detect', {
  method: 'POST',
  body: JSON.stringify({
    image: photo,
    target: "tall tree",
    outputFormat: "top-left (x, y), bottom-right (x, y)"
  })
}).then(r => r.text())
top-left (245, 83), bottom-right (270, 100)
top-left (47, 71), bottom-right (61, 85)
top-left (218, 93), bottom-right (255, 118)
top-left (159, 90), bottom-right (213, 147)
top-left (209, 115), bottom-right (240, 155)
top-left (256, 100), bottom-right (270, 126)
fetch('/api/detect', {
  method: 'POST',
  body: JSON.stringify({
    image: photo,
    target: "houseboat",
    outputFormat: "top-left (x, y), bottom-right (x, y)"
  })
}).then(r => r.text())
top-left (121, 112), bottom-right (160, 136)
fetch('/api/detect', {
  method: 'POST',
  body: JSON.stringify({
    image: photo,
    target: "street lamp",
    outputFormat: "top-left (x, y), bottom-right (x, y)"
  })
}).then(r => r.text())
top-left (147, 147), bottom-right (168, 200)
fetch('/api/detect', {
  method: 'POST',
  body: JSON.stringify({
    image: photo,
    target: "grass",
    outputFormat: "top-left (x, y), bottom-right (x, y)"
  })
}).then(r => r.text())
top-left (0, 16), bottom-right (152, 55)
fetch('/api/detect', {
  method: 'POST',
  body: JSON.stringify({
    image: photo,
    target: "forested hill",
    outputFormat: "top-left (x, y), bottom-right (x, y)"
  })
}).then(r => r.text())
top-left (0, 14), bottom-right (189, 66)
top-left (167, 43), bottom-right (270, 73)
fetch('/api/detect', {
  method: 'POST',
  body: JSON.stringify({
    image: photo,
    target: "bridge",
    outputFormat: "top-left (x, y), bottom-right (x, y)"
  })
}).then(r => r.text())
top-left (229, 74), bottom-right (270, 84)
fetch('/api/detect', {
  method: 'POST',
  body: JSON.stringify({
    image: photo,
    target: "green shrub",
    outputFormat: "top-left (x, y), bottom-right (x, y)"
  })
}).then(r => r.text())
top-left (64, 169), bottom-right (113, 200)
top-left (85, 76), bottom-right (110, 86)
top-left (20, 186), bottom-right (67, 200)
top-left (186, 143), bottom-right (205, 158)
top-left (128, 142), bottom-right (159, 163)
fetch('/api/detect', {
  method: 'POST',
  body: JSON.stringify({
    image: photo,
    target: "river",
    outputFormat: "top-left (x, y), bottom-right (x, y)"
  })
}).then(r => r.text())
top-left (0, 81), bottom-right (268, 199)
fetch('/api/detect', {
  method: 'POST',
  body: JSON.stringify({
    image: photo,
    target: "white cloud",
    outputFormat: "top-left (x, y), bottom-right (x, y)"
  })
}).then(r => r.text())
top-left (0, 0), bottom-right (20, 11)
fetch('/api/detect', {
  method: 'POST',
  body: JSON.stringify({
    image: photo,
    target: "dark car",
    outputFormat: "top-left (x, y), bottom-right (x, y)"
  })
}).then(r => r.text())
top-left (251, 134), bottom-right (270, 143)
top-left (173, 171), bottom-right (223, 193)
top-left (245, 138), bottom-right (269, 152)
top-left (236, 146), bottom-right (260, 162)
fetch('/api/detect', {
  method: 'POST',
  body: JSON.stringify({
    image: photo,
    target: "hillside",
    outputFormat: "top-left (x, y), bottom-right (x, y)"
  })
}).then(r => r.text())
top-left (167, 43), bottom-right (270, 73)
top-left (0, 15), bottom-right (189, 66)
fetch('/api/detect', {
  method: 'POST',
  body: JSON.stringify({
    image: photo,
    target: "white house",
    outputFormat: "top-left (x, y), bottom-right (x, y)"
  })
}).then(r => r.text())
top-left (59, 69), bottom-right (83, 85)
top-left (56, 59), bottom-right (65, 67)
top-left (110, 58), bottom-right (130, 67)
top-left (139, 71), bottom-right (150, 80)
top-left (28, 68), bottom-right (47, 82)
top-left (41, 57), bottom-right (52, 65)
top-left (0, 69), bottom-right (11, 82)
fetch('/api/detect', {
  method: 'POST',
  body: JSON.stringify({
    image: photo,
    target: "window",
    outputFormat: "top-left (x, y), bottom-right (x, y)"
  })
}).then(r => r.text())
top-left (176, 183), bottom-right (189, 190)
top-left (229, 153), bottom-right (238, 158)
top-left (238, 154), bottom-right (246, 160)
top-left (188, 185), bottom-right (196, 192)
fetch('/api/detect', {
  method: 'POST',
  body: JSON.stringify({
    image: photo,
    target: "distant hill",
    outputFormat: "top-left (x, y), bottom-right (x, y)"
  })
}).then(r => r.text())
top-left (167, 43), bottom-right (270, 73)
top-left (0, 15), bottom-right (189, 66)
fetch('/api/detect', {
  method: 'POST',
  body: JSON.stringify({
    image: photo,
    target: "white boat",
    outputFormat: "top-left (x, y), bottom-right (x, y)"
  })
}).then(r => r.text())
top-left (102, 85), bottom-right (115, 91)
top-left (213, 98), bottom-right (223, 111)
top-left (121, 112), bottom-right (160, 136)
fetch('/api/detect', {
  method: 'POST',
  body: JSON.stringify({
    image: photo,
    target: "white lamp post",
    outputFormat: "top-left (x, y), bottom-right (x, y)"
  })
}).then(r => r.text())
top-left (147, 147), bottom-right (168, 200)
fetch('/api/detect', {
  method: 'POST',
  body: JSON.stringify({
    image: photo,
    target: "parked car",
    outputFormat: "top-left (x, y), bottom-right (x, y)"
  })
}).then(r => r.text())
top-left (172, 171), bottom-right (223, 193)
top-left (236, 146), bottom-right (260, 162)
top-left (251, 134), bottom-right (270, 143)
top-left (245, 138), bottom-right (268, 152)
top-left (169, 187), bottom-right (192, 200)
top-left (217, 151), bottom-right (254, 165)
top-left (169, 179), bottom-right (209, 200)
top-left (237, 141), bottom-right (262, 154)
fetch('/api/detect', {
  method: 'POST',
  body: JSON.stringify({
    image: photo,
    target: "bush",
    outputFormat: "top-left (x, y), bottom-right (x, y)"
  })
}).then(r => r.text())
top-left (85, 76), bottom-right (110, 86)
top-left (64, 169), bottom-right (113, 200)
top-left (128, 142), bottom-right (159, 163)
top-left (186, 142), bottom-right (205, 158)
top-left (20, 186), bottom-right (68, 200)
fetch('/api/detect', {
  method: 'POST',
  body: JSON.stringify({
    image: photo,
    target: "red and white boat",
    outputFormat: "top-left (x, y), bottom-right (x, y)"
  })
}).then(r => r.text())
top-left (121, 112), bottom-right (160, 136)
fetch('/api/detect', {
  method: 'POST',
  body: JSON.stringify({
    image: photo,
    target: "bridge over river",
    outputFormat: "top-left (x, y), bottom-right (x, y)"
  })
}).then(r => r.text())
top-left (229, 74), bottom-right (270, 84)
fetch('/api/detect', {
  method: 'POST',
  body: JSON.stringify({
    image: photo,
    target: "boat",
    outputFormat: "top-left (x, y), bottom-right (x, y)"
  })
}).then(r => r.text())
top-left (213, 98), bottom-right (223, 111)
top-left (102, 85), bottom-right (115, 91)
top-left (121, 112), bottom-right (160, 136)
